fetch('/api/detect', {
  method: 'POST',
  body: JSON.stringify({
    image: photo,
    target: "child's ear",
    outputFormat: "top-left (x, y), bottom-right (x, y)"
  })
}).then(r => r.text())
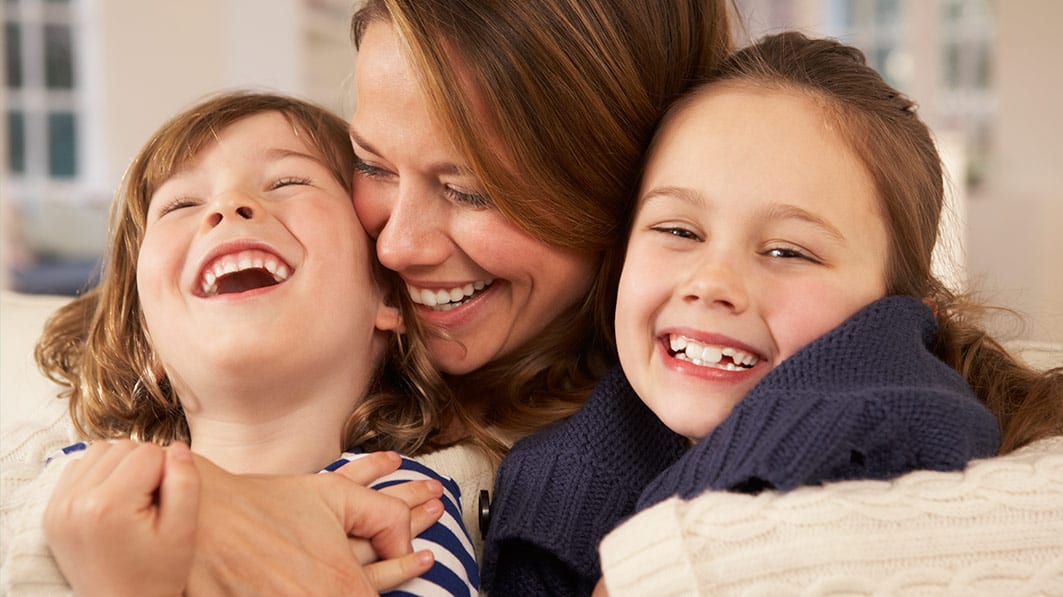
top-left (375, 300), bottom-right (405, 334)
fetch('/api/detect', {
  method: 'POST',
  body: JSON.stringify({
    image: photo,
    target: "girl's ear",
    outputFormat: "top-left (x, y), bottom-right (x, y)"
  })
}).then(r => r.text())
top-left (375, 300), bottom-right (405, 334)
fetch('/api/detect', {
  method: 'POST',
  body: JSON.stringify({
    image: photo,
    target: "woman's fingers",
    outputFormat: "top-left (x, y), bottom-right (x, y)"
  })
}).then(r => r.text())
top-left (348, 496), bottom-right (443, 564)
top-left (332, 451), bottom-right (402, 485)
top-left (331, 481), bottom-right (414, 560)
top-left (363, 549), bottom-right (435, 592)
top-left (408, 498), bottom-right (445, 538)
top-left (379, 478), bottom-right (443, 504)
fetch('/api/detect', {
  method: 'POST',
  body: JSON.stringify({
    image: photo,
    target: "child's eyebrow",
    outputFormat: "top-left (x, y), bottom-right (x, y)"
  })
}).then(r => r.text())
top-left (640, 186), bottom-right (847, 243)
top-left (762, 203), bottom-right (846, 243)
top-left (640, 185), bottom-right (704, 208)
top-left (264, 147), bottom-right (326, 164)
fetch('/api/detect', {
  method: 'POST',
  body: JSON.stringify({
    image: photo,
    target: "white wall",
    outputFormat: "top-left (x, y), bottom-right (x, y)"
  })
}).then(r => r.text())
top-left (97, 0), bottom-right (306, 187)
top-left (968, 0), bottom-right (1063, 343)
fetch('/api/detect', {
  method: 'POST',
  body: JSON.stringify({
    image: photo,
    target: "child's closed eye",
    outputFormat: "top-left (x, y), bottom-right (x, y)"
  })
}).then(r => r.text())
top-left (650, 225), bottom-right (702, 242)
top-left (270, 176), bottom-right (312, 190)
top-left (157, 197), bottom-right (200, 217)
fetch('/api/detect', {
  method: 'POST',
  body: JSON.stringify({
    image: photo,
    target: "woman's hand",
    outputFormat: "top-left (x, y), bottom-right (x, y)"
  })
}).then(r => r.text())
top-left (186, 451), bottom-right (439, 595)
top-left (43, 440), bottom-right (200, 597)
top-left (339, 462), bottom-right (446, 565)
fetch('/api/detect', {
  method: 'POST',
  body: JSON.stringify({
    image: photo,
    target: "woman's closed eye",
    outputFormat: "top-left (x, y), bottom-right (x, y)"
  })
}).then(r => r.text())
top-left (444, 186), bottom-right (490, 209)
top-left (353, 157), bottom-right (391, 179)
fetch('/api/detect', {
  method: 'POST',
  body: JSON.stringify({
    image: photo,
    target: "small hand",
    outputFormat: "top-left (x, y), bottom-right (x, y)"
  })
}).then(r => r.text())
top-left (43, 440), bottom-right (200, 597)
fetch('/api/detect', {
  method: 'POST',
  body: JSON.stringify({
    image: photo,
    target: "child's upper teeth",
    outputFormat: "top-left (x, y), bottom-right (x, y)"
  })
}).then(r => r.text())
top-left (199, 249), bottom-right (291, 297)
top-left (668, 334), bottom-right (759, 369)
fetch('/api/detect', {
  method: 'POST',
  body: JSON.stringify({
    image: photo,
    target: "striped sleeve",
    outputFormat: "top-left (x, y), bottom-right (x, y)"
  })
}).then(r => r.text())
top-left (325, 452), bottom-right (479, 596)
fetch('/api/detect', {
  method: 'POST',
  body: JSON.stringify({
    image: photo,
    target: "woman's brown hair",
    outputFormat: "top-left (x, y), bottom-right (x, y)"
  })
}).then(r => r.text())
top-left (655, 31), bottom-right (1061, 452)
top-left (34, 91), bottom-right (449, 455)
top-left (351, 0), bottom-right (734, 457)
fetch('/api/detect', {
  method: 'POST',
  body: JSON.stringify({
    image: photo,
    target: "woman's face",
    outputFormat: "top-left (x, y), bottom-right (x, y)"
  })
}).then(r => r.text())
top-left (350, 21), bottom-right (595, 375)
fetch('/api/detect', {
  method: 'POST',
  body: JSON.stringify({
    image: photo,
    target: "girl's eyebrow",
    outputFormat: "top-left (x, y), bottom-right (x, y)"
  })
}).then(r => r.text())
top-left (641, 185), bottom-right (846, 243)
top-left (640, 185), bottom-right (705, 207)
top-left (348, 128), bottom-right (471, 177)
top-left (762, 203), bottom-right (846, 243)
top-left (263, 147), bottom-right (326, 164)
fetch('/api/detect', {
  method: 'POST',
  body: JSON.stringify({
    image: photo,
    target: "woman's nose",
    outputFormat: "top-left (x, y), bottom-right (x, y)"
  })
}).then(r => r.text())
top-left (202, 191), bottom-right (260, 230)
top-left (374, 185), bottom-right (452, 271)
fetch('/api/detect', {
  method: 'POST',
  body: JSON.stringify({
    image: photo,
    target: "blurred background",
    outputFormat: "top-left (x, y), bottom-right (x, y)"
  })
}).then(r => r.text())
top-left (1, 0), bottom-right (1060, 344)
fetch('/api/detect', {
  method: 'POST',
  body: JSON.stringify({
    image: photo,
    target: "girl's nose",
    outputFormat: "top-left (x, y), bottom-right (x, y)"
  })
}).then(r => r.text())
top-left (202, 190), bottom-right (260, 230)
top-left (680, 254), bottom-right (750, 314)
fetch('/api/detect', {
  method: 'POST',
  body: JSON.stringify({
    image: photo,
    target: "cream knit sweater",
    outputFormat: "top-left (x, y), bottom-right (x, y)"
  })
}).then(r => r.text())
top-left (600, 435), bottom-right (1063, 596)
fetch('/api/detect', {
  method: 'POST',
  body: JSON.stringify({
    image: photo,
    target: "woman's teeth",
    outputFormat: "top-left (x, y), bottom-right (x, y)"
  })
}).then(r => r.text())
top-left (668, 334), bottom-right (759, 370)
top-left (408, 280), bottom-right (494, 311)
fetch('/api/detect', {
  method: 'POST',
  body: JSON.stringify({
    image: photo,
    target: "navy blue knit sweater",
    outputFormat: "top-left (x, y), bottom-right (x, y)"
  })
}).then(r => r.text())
top-left (482, 296), bottom-right (1001, 596)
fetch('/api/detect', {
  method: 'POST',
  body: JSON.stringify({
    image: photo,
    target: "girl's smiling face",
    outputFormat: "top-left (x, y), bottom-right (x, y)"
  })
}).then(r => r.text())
top-left (137, 112), bottom-right (398, 409)
top-left (616, 83), bottom-right (890, 442)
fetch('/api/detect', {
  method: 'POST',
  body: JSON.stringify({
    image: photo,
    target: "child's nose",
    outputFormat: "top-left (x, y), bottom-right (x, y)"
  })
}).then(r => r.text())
top-left (203, 191), bottom-right (260, 229)
top-left (681, 256), bottom-right (750, 314)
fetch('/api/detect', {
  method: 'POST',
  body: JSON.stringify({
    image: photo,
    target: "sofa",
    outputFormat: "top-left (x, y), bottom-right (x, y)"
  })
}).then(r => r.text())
top-left (2, 290), bottom-right (1061, 595)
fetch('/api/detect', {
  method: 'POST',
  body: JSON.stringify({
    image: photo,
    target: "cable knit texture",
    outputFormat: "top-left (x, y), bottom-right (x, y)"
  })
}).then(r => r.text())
top-left (485, 296), bottom-right (1001, 596)
top-left (481, 368), bottom-right (687, 595)
top-left (600, 435), bottom-right (1063, 596)
top-left (638, 296), bottom-right (1000, 509)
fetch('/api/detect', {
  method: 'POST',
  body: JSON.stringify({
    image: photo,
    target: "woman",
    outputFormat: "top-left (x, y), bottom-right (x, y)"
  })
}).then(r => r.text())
top-left (184, 0), bottom-right (734, 591)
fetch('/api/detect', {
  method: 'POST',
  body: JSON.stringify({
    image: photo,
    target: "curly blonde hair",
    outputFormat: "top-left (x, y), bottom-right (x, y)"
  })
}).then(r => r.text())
top-left (35, 91), bottom-right (452, 455)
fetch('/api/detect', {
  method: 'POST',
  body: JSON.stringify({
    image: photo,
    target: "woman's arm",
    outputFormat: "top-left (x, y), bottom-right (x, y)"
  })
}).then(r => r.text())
top-left (186, 451), bottom-right (440, 595)
top-left (598, 436), bottom-right (1063, 596)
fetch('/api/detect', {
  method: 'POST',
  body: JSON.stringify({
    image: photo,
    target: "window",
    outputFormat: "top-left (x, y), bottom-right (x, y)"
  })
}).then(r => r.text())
top-left (3, 0), bottom-right (81, 181)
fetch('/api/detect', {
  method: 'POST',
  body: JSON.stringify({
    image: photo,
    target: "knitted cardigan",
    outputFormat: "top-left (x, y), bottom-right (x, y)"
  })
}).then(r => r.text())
top-left (482, 296), bottom-right (1001, 596)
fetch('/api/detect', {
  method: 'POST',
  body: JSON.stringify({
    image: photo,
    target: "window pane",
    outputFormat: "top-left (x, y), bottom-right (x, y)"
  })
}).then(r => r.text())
top-left (48, 111), bottom-right (77, 177)
top-left (45, 24), bottom-right (75, 89)
top-left (5, 23), bottom-right (22, 87)
top-left (7, 111), bottom-right (26, 174)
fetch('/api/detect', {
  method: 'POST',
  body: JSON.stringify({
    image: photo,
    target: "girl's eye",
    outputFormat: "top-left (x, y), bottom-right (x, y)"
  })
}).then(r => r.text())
top-left (444, 186), bottom-right (491, 209)
top-left (650, 225), bottom-right (702, 242)
top-left (157, 197), bottom-right (199, 217)
top-left (764, 246), bottom-right (819, 263)
top-left (353, 157), bottom-right (389, 179)
top-left (270, 177), bottom-right (311, 190)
